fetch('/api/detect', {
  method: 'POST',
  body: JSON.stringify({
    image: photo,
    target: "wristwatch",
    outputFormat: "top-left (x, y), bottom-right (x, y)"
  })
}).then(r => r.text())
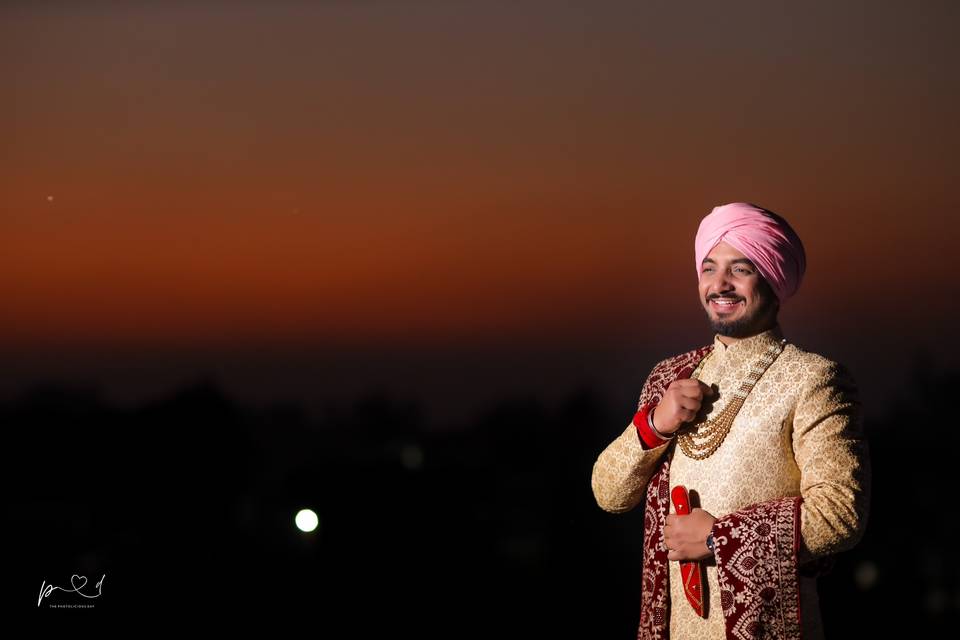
top-left (705, 533), bottom-right (715, 554)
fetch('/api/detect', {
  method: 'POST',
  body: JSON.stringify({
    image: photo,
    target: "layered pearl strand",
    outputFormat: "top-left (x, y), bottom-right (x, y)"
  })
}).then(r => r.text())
top-left (677, 338), bottom-right (788, 460)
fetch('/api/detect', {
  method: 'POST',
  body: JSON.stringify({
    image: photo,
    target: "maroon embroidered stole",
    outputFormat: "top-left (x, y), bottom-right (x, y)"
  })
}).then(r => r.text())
top-left (636, 346), bottom-right (804, 640)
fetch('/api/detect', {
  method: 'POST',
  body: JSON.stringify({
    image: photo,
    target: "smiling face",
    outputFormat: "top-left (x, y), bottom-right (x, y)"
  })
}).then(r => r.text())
top-left (698, 241), bottom-right (779, 340)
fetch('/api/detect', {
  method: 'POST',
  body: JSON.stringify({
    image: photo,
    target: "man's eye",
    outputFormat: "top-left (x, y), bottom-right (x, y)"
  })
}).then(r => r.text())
top-left (702, 268), bottom-right (713, 273)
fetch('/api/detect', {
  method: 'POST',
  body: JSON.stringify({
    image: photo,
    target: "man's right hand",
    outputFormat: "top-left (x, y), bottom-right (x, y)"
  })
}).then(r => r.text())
top-left (652, 379), bottom-right (716, 435)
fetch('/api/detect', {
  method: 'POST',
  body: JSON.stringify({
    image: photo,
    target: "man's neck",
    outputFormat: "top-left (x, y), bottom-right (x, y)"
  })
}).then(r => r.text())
top-left (716, 321), bottom-right (779, 347)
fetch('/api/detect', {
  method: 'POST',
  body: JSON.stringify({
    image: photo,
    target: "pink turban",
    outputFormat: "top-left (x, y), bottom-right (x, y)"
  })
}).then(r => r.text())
top-left (694, 202), bottom-right (806, 303)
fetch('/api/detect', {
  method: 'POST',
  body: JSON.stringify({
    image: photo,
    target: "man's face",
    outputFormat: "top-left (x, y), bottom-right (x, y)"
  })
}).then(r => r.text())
top-left (698, 241), bottom-right (779, 338)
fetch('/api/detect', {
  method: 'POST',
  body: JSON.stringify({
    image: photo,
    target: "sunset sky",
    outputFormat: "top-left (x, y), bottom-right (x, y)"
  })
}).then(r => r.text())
top-left (2, 1), bottom-right (957, 425)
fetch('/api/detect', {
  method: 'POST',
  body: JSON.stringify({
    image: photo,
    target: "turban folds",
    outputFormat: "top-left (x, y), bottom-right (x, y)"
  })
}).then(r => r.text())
top-left (694, 202), bottom-right (806, 303)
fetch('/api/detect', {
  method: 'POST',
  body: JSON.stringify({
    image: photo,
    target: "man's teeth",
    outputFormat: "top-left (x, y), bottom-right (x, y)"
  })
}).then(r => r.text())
top-left (713, 299), bottom-right (740, 305)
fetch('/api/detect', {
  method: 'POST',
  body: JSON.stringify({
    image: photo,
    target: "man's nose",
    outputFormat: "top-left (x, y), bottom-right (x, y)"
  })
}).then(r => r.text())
top-left (706, 269), bottom-right (734, 291)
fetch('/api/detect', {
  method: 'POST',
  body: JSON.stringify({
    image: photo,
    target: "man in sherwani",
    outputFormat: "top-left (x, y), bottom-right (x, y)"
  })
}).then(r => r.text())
top-left (591, 203), bottom-right (870, 639)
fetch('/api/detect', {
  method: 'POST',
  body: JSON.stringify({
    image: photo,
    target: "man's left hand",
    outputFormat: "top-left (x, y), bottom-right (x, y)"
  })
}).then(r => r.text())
top-left (664, 507), bottom-right (716, 562)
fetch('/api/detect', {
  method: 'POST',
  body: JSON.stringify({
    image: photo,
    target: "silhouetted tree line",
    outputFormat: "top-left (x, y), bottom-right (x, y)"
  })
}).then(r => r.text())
top-left (6, 363), bottom-right (957, 635)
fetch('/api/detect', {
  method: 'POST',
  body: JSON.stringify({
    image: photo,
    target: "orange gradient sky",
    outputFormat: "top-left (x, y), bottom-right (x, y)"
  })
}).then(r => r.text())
top-left (2, 1), bottom-right (957, 424)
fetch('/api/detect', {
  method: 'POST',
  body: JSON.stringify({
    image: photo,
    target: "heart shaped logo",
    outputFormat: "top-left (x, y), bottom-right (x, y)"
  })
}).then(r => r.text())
top-left (71, 575), bottom-right (88, 591)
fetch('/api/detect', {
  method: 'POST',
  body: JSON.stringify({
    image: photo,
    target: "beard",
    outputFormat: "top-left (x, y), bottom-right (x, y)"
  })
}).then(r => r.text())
top-left (705, 285), bottom-right (779, 338)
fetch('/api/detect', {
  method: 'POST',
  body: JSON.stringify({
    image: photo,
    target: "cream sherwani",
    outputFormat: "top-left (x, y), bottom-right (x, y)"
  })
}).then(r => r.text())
top-left (591, 326), bottom-right (871, 639)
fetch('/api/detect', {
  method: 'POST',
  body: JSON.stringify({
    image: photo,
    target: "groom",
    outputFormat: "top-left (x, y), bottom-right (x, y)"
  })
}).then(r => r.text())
top-left (591, 202), bottom-right (870, 639)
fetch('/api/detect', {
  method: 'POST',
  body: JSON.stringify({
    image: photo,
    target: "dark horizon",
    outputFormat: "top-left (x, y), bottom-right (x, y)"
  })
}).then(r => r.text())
top-left (6, 362), bottom-right (955, 631)
top-left (0, 317), bottom-right (949, 430)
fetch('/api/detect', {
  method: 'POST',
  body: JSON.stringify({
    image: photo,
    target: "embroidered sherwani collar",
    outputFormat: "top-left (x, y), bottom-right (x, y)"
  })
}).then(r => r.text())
top-left (710, 324), bottom-right (785, 365)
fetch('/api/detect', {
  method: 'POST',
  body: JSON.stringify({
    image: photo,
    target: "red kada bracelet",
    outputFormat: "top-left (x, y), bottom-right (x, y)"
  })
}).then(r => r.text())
top-left (633, 403), bottom-right (672, 449)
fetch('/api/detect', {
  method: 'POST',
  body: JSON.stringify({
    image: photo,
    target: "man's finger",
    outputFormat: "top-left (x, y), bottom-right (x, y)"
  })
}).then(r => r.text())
top-left (676, 384), bottom-right (707, 399)
top-left (677, 379), bottom-right (715, 397)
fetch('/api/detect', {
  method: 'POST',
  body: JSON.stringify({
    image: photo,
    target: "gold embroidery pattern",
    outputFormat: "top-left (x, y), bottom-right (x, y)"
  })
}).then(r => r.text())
top-left (590, 327), bottom-right (870, 640)
top-left (677, 338), bottom-right (787, 460)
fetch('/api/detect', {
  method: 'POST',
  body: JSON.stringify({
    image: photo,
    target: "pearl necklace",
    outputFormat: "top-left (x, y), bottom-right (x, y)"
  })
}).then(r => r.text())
top-left (677, 338), bottom-right (788, 460)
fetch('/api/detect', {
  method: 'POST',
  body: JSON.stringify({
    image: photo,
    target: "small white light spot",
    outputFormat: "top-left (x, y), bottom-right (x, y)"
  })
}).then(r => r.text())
top-left (46, 195), bottom-right (54, 202)
top-left (295, 508), bottom-right (319, 533)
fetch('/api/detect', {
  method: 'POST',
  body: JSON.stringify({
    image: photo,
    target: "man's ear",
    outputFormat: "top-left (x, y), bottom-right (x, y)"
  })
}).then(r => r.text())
top-left (758, 275), bottom-right (779, 311)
